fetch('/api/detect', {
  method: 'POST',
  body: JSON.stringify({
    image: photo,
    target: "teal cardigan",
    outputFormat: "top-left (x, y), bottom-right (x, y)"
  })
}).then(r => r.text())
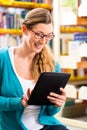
top-left (0, 48), bottom-right (64, 130)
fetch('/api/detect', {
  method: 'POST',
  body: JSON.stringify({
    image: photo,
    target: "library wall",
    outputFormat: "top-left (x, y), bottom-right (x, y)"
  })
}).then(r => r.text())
top-left (56, 0), bottom-right (87, 120)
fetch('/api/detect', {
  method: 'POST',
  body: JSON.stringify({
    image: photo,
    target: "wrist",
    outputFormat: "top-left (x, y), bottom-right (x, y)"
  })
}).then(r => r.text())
top-left (21, 97), bottom-right (28, 107)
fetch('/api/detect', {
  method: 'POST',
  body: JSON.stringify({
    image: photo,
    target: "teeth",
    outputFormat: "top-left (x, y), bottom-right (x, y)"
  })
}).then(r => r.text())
top-left (35, 42), bottom-right (38, 46)
top-left (35, 42), bottom-right (42, 49)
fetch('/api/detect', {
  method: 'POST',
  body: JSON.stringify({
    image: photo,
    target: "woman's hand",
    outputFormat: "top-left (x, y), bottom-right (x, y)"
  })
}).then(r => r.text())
top-left (21, 96), bottom-right (29, 107)
top-left (21, 88), bottom-right (31, 107)
top-left (47, 87), bottom-right (66, 107)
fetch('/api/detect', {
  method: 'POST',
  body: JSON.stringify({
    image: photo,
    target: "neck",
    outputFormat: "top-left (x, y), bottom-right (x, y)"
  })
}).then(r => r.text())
top-left (15, 44), bottom-right (36, 61)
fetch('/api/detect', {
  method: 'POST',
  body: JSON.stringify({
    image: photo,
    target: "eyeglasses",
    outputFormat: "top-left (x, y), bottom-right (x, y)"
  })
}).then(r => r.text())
top-left (30, 28), bottom-right (55, 41)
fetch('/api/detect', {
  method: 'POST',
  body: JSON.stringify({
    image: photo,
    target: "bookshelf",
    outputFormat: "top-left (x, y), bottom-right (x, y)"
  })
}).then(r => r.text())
top-left (0, 1), bottom-right (53, 10)
top-left (0, 1), bottom-right (52, 32)
top-left (0, 1), bottom-right (53, 47)
top-left (53, 0), bottom-right (87, 125)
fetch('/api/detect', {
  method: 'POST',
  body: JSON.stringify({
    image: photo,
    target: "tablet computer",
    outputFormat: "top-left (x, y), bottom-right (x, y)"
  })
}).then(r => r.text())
top-left (28, 72), bottom-right (71, 105)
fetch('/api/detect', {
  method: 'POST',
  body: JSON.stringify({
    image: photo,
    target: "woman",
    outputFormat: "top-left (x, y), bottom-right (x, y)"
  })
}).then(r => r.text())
top-left (0, 8), bottom-right (68, 130)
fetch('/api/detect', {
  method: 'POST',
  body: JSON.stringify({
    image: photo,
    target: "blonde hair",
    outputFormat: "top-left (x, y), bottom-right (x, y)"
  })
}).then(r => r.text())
top-left (22, 8), bottom-right (55, 82)
top-left (32, 46), bottom-right (55, 82)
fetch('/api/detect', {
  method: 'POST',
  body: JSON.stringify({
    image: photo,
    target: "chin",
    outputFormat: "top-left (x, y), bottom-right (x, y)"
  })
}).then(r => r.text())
top-left (35, 48), bottom-right (42, 53)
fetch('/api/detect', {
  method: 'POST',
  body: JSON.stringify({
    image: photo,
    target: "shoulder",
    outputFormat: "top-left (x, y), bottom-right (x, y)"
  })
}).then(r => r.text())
top-left (55, 62), bottom-right (61, 72)
top-left (0, 48), bottom-right (8, 57)
top-left (0, 48), bottom-right (8, 68)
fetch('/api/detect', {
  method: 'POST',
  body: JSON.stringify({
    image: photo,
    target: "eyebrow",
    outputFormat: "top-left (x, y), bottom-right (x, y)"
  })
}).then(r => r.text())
top-left (36, 31), bottom-right (53, 35)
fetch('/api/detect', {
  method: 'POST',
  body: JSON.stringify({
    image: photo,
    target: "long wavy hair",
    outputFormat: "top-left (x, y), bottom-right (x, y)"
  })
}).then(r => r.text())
top-left (22, 8), bottom-right (55, 82)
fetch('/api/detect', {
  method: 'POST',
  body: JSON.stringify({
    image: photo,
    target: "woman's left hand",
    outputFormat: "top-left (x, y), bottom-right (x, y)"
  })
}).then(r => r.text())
top-left (47, 87), bottom-right (66, 107)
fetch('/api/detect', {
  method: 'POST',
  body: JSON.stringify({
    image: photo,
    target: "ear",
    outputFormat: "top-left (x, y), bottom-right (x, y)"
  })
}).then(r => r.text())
top-left (21, 24), bottom-right (28, 33)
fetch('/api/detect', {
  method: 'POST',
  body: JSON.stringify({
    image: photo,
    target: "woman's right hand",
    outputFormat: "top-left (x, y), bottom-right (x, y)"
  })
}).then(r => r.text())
top-left (21, 88), bottom-right (31, 107)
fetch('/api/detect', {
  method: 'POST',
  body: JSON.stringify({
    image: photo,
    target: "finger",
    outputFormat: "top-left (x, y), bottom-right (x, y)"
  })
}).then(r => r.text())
top-left (21, 99), bottom-right (28, 107)
top-left (48, 97), bottom-right (65, 107)
top-left (49, 92), bottom-right (66, 101)
top-left (27, 88), bottom-right (31, 98)
top-left (22, 95), bottom-right (28, 102)
top-left (60, 87), bottom-right (66, 96)
top-left (52, 99), bottom-right (65, 107)
top-left (47, 94), bottom-right (66, 107)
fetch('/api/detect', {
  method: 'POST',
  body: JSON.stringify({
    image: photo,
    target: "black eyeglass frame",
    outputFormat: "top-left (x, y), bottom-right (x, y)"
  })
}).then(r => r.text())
top-left (30, 28), bottom-right (55, 40)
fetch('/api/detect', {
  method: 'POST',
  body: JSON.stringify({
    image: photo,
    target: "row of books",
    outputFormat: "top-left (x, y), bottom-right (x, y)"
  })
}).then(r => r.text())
top-left (0, 34), bottom-right (53, 49)
top-left (0, 8), bottom-right (28, 29)
top-left (61, 68), bottom-right (87, 79)
top-left (14, 0), bottom-right (52, 4)
top-left (0, 34), bottom-right (20, 48)
top-left (74, 33), bottom-right (87, 41)
top-left (65, 85), bottom-right (87, 101)
top-left (0, 12), bottom-right (21, 29)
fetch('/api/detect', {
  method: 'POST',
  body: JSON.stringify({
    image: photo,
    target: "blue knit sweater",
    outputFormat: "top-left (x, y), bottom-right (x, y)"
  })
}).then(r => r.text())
top-left (0, 48), bottom-right (64, 130)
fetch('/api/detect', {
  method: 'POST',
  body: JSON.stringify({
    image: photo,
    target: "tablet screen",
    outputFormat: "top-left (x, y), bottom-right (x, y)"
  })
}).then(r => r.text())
top-left (28, 72), bottom-right (71, 105)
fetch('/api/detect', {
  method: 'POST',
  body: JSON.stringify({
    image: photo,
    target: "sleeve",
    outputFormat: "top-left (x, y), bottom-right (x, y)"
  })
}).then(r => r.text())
top-left (0, 49), bottom-right (3, 90)
top-left (0, 50), bottom-right (3, 85)
top-left (0, 49), bottom-right (24, 111)
top-left (47, 105), bottom-right (61, 116)
top-left (0, 97), bottom-right (24, 111)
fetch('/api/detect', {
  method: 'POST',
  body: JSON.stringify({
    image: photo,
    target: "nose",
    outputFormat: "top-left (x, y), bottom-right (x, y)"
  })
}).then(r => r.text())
top-left (40, 37), bottom-right (48, 44)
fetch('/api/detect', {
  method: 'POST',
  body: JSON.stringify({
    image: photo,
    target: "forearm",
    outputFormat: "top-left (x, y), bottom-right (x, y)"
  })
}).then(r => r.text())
top-left (0, 96), bottom-right (24, 111)
top-left (47, 105), bottom-right (61, 116)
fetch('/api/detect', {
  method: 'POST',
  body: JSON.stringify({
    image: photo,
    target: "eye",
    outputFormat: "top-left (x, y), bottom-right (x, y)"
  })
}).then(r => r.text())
top-left (35, 32), bottom-right (44, 38)
top-left (46, 34), bottom-right (51, 38)
top-left (46, 33), bottom-right (54, 38)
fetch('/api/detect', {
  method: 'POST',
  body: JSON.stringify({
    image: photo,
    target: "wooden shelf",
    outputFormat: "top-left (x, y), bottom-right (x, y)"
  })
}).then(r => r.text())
top-left (0, 1), bottom-right (53, 10)
top-left (56, 117), bottom-right (87, 129)
top-left (69, 79), bottom-right (87, 86)
top-left (77, 61), bottom-right (87, 68)
top-left (70, 77), bottom-right (87, 81)
top-left (0, 2), bottom-right (52, 34)
top-left (0, 28), bottom-right (22, 35)
top-left (60, 25), bottom-right (87, 33)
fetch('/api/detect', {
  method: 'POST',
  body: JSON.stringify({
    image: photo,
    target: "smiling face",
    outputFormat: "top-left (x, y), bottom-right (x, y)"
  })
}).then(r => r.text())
top-left (22, 23), bottom-right (54, 54)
